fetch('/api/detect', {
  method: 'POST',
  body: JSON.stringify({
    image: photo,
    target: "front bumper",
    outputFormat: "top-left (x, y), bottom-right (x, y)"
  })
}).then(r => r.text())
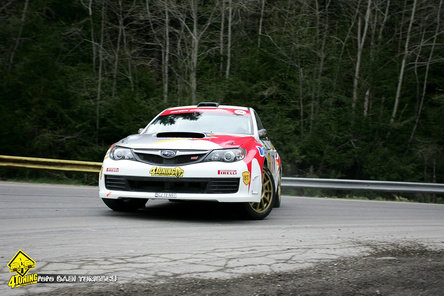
top-left (99, 158), bottom-right (262, 203)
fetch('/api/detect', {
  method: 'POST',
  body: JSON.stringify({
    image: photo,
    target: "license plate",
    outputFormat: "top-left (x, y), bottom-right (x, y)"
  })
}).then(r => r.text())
top-left (154, 192), bottom-right (177, 199)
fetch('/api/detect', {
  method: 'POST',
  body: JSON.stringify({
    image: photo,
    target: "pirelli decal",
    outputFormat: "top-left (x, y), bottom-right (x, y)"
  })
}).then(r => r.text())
top-left (218, 170), bottom-right (237, 175)
top-left (150, 167), bottom-right (184, 178)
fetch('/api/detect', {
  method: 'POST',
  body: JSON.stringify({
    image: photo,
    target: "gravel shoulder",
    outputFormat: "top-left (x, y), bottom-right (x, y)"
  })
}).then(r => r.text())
top-left (32, 245), bottom-right (443, 296)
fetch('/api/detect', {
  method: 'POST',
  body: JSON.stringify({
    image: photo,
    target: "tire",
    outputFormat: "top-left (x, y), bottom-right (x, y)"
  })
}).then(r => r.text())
top-left (102, 198), bottom-right (147, 212)
top-left (242, 168), bottom-right (275, 220)
top-left (274, 174), bottom-right (282, 208)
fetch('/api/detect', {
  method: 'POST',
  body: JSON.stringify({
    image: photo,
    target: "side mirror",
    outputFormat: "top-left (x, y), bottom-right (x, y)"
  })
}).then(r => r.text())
top-left (259, 129), bottom-right (269, 140)
top-left (138, 128), bottom-right (144, 134)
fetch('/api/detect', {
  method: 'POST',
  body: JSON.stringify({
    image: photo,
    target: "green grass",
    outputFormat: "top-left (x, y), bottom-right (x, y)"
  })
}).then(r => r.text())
top-left (1, 168), bottom-right (98, 186)
top-left (4, 176), bottom-right (94, 186)
top-left (282, 187), bottom-right (444, 204)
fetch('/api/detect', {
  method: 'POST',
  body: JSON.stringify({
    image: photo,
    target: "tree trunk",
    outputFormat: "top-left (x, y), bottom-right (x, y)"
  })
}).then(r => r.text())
top-left (413, 27), bottom-right (426, 111)
top-left (397, 0), bottom-right (408, 54)
top-left (333, 1), bottom-right (360, 95)
top-left (299, 67), bottom-right (304, 135)
top-left (377, 0), bottom-right (390, 42)
top-left (225, 0), bottom-right (232, 79)
top-left (8, 0), bottom-right (29, 72)
top-left (163, 2), bottom-right (169, 104)
top-left (352, 0), bottom-right (371, 111)
top-left (122, 15), bottom-right (133, 91)
top-left (220, 0), bottom-right (225, 74)
top-left (363, 89), bottom-right (370, 117)
top-left (409, 0), bottom-right (442, 143)
top-left (190, 0), bottom-right (198, 104)
top-left (365, 3), bottom-right (378, 117)
top-left (96, 0), bottom-right (106, 145)
top-left (315, 1), bottom-right (329, 118)
top-left (146, 0), bottom-right (168, 103)
top-left (258, 0), bottom-right (265, 48)
top-left (112, 0), bottom-right (123, 99)
top-left (390, 0), bottom-right (417, 124)
top-left (88, 0), bottom-right (97, 72)
top-left (310, 0), bottom-right (320, 132)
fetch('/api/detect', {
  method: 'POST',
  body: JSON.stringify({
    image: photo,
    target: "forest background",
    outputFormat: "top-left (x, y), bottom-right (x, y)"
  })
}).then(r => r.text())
top-left (1, 0), bottom-right (443, 201)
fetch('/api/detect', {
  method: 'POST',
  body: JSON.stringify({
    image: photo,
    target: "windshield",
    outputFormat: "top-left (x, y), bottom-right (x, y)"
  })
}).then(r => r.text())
top-left (145, 111), bottom-right (253, 135)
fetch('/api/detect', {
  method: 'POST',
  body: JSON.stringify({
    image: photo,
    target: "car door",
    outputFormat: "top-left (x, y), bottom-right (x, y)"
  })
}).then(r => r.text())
top-left (252, 110), bottom-right (280, 181)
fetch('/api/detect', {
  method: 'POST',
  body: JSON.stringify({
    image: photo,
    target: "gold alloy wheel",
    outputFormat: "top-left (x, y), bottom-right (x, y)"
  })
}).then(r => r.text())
top-left (249, 170), bottom-right (273, 213)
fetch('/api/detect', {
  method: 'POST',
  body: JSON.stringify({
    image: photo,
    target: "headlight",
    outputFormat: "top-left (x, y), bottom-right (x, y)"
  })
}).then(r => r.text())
top-left (204, 148), bottom-right (246, 162)
top-left (110, 146), bottom-right (135, 160)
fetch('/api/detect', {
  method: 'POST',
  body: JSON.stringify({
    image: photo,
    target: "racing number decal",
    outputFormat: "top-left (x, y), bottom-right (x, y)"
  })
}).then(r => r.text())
top-left (259, 139), bottom-right (277, 176)
top-left (267, 152), bottom-right (276, 175)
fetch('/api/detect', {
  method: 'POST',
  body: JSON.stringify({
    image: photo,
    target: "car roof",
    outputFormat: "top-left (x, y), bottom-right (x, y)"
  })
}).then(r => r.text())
top-left (165, 104), bottom-right (250, 111)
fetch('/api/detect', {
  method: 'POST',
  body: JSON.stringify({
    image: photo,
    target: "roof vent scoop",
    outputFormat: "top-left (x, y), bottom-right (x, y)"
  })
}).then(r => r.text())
top-left (157, 132), bottom-right (205, 138)
top-left (197, 102), bottom-right (219, 107)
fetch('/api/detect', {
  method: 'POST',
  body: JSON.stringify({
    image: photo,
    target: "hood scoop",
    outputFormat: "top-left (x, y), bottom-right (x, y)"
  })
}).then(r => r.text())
top-left (156, 132), bottom-right (206, 138)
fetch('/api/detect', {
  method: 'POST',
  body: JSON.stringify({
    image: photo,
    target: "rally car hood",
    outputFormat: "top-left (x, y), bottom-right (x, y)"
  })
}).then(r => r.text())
top-left (117, 133), bottom-right (256, 150)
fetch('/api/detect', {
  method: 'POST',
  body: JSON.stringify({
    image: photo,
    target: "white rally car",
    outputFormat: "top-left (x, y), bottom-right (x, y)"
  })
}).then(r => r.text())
top-left (99, 102), bottom-right (282, 219)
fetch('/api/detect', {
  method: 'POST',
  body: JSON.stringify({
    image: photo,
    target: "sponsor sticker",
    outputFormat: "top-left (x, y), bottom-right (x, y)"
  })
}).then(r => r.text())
top-left (256, 146), bottom-right (265, 157)
top-left (218, 170), bottom-right (237, 175)
top-left (8, 250), bottom-right (37, 288)
top-left (7, 250), bottom-right (118, 289)
top-left (150, 167), bottom-right (184, 178)
top-left (155, 193), bottom-right (178, 199)
top-left (242, 171), bottom-right (251, 185)
top-left (106, 168), bottom-right (119, 172)
top-left (234, 110), bottom-right (246, 115)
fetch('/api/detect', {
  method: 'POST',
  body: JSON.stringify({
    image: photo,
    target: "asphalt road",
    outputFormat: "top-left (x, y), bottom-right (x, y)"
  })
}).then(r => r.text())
top-left (0, 181), bottom-right (443, 295)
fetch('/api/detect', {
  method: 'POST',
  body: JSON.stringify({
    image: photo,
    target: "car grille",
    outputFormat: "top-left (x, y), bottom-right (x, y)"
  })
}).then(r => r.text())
top-left (105, 175), bottom-right (240, 194)
top-left (134, 153), bottom-right (206, 165)
top-left (133, 151), bottom-right (207, 165)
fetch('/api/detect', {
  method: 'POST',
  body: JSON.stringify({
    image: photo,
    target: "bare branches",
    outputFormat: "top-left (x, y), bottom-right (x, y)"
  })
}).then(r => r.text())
top-left (0, 0), bottom-right (16, 12)
top-left (409, 0), bottom-right (443, 144)
top-left (8, 0), bottom-right (28, 72)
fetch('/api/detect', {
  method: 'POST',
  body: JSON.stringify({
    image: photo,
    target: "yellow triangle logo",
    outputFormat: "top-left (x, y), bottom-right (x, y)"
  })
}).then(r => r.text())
top-left (8, 250), bottom-right (36, 277)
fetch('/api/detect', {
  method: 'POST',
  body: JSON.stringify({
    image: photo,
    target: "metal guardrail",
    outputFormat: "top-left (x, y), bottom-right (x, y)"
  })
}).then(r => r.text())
top-left (1, 154), bottom-right (444, 193)
top-left (282, 177), bottom-right (444, 193)
top-left (0, 155), bottom-right (101, 173)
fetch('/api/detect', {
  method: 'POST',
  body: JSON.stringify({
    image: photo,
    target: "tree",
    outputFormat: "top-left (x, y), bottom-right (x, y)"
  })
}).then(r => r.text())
top-left (390, 0), bottom-right (417, 124)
